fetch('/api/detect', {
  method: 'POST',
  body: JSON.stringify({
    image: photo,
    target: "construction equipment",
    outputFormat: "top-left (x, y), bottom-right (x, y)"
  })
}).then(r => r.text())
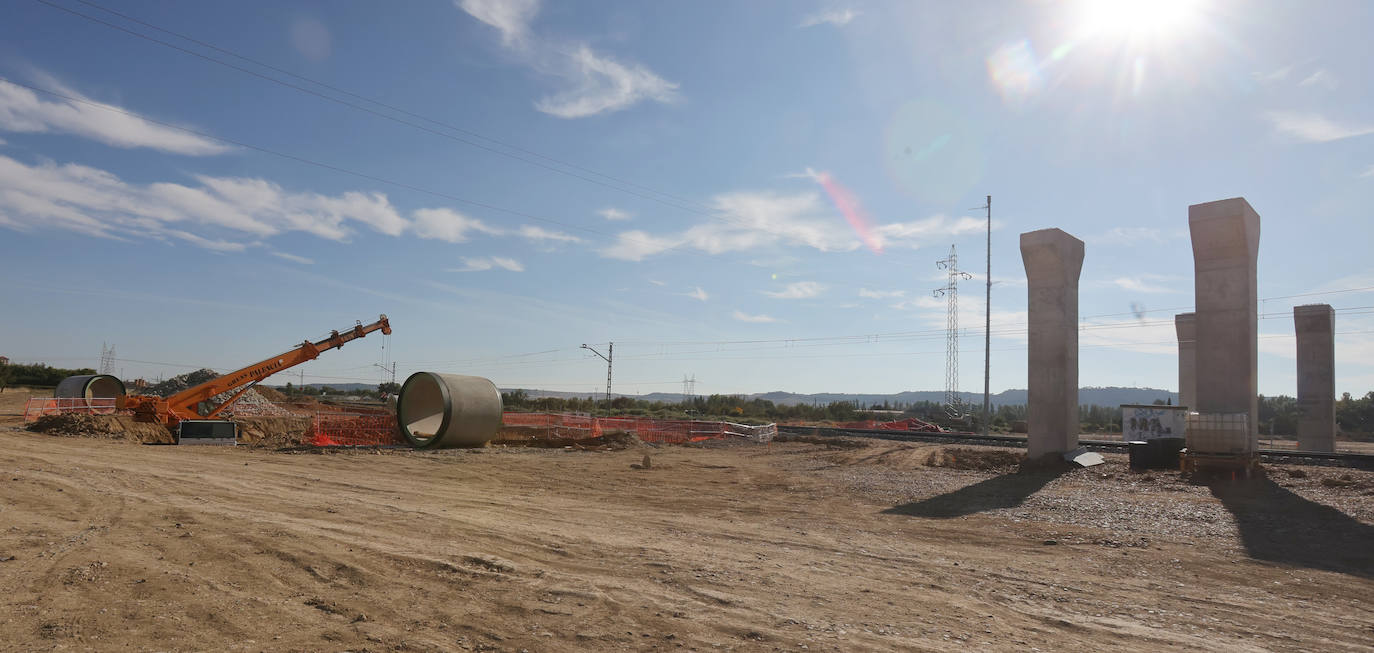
top-left (117, 315), bottom-right (392, 431)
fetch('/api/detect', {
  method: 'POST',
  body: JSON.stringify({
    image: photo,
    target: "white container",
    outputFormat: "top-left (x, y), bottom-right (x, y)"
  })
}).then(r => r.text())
top-left (1185, 412), bottom-right (1252, 455)
top-left (1122, 405), bottom-right (1188, 440)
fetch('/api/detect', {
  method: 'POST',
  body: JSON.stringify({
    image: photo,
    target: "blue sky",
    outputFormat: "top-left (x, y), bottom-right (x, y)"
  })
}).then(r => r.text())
top-left (1, 0), bottom-right (1372, 398)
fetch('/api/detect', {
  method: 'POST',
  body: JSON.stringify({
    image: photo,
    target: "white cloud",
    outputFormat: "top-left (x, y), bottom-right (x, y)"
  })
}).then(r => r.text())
top-left (0, 154), bottom-right (414, 250)
top-left (859, 288), bottom-right (905, 299)
top-left (764, 281), bottom-right (823, 299)
top-left (412, 207), bottom-right (500, 243)
top-left (0, 137), bottom-right (7, 145)
top-left (732, 310), bottom-right (776, 323)
top-left (456, 2), bottom-right (677, 118)
top-left (535, 45), bottom-right (679, 119)
top-left (1361, 165), bottom-right (1374, 178)
top-left (1112, 275), bottom-right (1182, 294)
top-left (598, 207), bottom-right (632, 221)
top-left (647, 279), bottom-right (667, 286)
top-left (598, 188), bottom-right (994, 262)
top-left (0, 77), bottom-right (230, 156)
top-left (456, 0), bottom-right (539, 47)
top-left (454, 256), bottom-right (524, 272)
top-left (687, 287), bottom-right (709, 301)
top-left (599, 229), bottom-right (679, 261)
top-left (799, 8), bottom-right (858, 28)
top-left (1299, 69), bottom-right (1339, 90)
top-left (1264, 110), bottom-right (1374, 143)
top-left (517, 224), bottom-right (583, 243)
top-left (871, 215), bottom-right (986, 250)
top-left (272, 251), bottom-right (314, 264)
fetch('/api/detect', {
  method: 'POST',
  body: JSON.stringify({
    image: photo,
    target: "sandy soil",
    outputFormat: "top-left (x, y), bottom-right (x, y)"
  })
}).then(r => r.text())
top-left (1, 428), bottom-right (1372, 652)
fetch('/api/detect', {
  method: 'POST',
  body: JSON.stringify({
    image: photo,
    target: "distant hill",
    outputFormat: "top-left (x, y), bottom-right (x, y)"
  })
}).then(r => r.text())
top-left (502, 386), bottom-right (1178, 407)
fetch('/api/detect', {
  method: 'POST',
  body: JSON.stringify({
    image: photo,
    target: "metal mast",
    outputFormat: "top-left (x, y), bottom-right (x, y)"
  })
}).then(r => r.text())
top-left (581, 342), bottom-right (613, 401)
top-left (975, 195), bottom-right (992, 436)
top-left (934, 245), bottom-right (972, 417)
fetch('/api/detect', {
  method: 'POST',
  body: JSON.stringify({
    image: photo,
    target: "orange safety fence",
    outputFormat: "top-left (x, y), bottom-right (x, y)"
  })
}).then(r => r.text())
top-left (498, 412), bottom-right (776, 445)
top-left (310, 412), bottom-right (403, 447)
top-left (23, 398), bottom-right (119, 422)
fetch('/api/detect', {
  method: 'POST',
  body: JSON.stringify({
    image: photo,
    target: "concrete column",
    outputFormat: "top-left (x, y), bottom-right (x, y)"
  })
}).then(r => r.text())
top-left (1294, 304), bottom-right (1335, 452)
top-left (1020, 228), bottom-right (1084, 459)
top-left (1174, 313), bottom-right (1196, 410)
top-left (1189, 198), bottom-right (1260, 440)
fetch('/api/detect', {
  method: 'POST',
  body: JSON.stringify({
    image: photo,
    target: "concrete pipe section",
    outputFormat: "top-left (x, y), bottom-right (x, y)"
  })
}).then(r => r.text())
top-left (397, 372), bottom-right (502, 448)
top-left (54, 374), bottom-right (126, 399)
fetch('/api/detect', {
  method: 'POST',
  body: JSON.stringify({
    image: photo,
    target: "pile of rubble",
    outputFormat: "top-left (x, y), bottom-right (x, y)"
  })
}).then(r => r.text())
top-left (146, 368), bottom-right (296, 417)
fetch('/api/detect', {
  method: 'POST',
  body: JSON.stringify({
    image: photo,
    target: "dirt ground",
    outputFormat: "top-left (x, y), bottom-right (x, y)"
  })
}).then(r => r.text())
top-left (2, 427), bottom-right (1373, 652)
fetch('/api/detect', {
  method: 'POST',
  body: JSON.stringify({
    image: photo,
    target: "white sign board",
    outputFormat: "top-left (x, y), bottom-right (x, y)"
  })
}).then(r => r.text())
top-left (1122, 405), bottom-right (1188, 440)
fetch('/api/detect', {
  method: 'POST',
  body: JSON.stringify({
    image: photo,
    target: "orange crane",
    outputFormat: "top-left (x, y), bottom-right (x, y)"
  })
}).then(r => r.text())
top-left (118, 315), bottom-right (392, 429)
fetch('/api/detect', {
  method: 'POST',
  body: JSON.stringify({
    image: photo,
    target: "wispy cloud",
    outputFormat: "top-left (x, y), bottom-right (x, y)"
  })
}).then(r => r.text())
top-left (599, 189), bottom-right (990, 262)
top-left (1360, 164), bottom-right (1374, 178)
top-left (859, 288), bottom-right (905, 299)
top-left (456, 1), bottom-right (678, 118)
top-left (535, 45), bottom-right (679, 119)
top-left (453, 256), bottom-right (524, 272)
top-left (732, 310), bottom-right (777, 323)
top-left (799, 8), bottom-right (858, 28)
top-left (687, 287), bottom-right (709, 301)
top-left (647, 279), bottom-right (667, 286)
top-left (1112, 275), bottom-right (1181, 294)
top-left (0, 77), bottom-right (231, 156)
top-left (1086, 226), bottom-right (1180, 245)
top-left (764, 281), bottom-right (823, 299)
top-left (1251, 65), bottom-right (1292, 85)
top-left (517, 224), bottom-right (583, 243)
top-left (0, 153), bottom-right (417, 250)
top-left (1299, 69), bottom-right (1339, 90)
top-left (598, 207), bottom-right (632, 221)
top-left (271, 251), bottom-right (314, 265)
top-left (412, 207), bottom-right (500, 243)
top-left (455, 0), bottom-right (539, 47)
top-left (1264, 110), bottom-right (1374, 143)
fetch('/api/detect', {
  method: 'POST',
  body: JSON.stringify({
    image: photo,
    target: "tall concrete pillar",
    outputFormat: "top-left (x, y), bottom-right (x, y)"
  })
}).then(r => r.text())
top-left (1020, 228), bottom-right (1084, 459)
top-left (1294, 304), bottom-right (1335, 452)
top-left (1189, 198), bottom-right (1260, 440)
top-left (1174, 313), bottom-right (1196, 409)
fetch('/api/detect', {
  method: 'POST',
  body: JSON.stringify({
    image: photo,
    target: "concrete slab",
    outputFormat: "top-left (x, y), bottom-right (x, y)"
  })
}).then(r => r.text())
top-left (1020, 228), bottom-right (1084, 459)
top-left (1189, 197), bottom-right (1260, 441)
top-left (1175, 312), bottom-right (1196, 410)
top-left (1294, 304), bottom-right (1335, 452)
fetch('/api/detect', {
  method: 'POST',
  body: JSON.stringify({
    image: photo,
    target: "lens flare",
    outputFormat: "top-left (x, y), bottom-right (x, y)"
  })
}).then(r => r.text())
top-left (986, 40), bottom-right (1043, 106)
top-left (807, 168), bottom-right (883, 255)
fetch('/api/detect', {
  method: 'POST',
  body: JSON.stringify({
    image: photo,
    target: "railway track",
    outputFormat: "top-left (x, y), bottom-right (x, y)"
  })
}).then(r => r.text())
top-left (777, 425), bottom-right (1374, 470)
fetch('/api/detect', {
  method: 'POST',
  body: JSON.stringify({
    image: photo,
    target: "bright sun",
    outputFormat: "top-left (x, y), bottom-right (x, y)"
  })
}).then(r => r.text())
top-left (1078, 0), bottom-right (1202, 41)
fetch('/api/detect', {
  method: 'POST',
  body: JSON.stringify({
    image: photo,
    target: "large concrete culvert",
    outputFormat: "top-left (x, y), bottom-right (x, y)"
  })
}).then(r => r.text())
top-left (397, 372), bottom-right (502, 448)
top-left (54, 374), bottom-right (126, 399)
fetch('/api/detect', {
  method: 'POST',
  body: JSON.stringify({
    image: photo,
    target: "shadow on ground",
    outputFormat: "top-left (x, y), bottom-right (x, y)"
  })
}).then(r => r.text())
top-left (883, 468), bottom-right (1066, 518)
top-left (1211, 477), bottom-right (1374, 579)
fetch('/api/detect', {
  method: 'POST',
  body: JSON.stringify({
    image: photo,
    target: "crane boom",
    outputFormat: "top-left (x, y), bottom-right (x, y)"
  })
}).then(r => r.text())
top-left (118, 315), bottom-right (392, 427)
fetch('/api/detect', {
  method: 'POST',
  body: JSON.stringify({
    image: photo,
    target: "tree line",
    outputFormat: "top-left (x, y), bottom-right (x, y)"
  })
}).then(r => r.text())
top-left (0, 363), bottom-right (97, 390)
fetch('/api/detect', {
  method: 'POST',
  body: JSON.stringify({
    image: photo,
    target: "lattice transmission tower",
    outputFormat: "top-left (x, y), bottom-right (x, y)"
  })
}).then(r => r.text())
top-left (933, 245), bottom-right (972, 417)
top-left (99, 342), bottom-right (116, 375)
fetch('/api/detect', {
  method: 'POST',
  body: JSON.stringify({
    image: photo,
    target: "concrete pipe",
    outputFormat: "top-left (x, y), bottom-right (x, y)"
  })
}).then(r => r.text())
top-left (397, 372), bottom-right (502, 448)
top-left (54, 374), bottom-right (126, 399)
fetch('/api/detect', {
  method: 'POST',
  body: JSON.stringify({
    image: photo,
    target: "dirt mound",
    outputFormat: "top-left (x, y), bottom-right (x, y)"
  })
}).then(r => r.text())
top-left (924, 446), bottom-right (1024, 471)
top-left (254, 386), bottom-right (288, 402)
top-left (235, 416), bottom-right (314, 448)
top-left (28, 414), bottom-right (174, 444)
